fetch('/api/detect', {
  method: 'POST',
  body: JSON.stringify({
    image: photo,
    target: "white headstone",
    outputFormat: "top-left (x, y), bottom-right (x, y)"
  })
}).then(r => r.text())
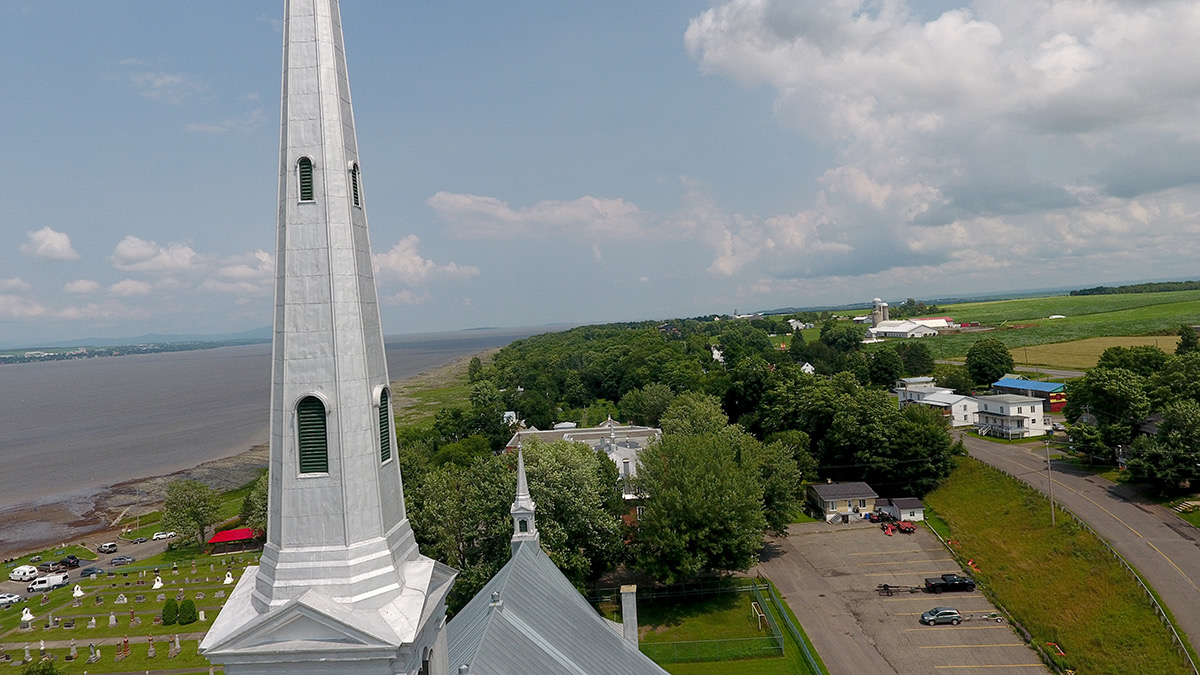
top-left (222, 572), bottom-right (233, 585)
top-left (20, 607), bottom-right (33, 622)
top-left (152, 576), bottom-right (163, 590)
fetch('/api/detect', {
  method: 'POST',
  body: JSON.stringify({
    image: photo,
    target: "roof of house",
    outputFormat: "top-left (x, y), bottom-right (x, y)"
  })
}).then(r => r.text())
top-left (921, 392), bottom-right (974, 406)
top-left (446, 543), bottom-right (666, 675)
top-left (208, 528), bottom-right (256, 544)
top-left (809, 482), bottom-right (878, 500)
top-left (886, 497), bottom-right (924, 510)
top-left (992, 378), bottom-right (1066, 393)
top-left (976, 394), bottom-right (1044, 405)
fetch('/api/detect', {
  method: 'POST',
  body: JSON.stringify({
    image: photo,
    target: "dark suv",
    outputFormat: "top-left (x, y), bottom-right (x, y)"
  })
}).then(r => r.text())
top-left (60, 555), bottom-right (80, 568)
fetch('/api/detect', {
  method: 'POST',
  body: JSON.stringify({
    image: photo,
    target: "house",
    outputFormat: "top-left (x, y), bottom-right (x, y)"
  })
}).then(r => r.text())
top-left (895, 376), bottom-right (936, 390)
top-left (807, 482), bottom-right (878, 522)
top-left (975, 394), bottom-right (1049, 439)
top-left (897, 385), bottom-right (954, 406)
top-left (991, 378), bottom-right (1067, 412)
top-left (799, 361), bottom-right (816, 375)
top-left (913, 392), bottom-right (978, 427)
top-left (879, 497), bottom-right (925, 522)
top-left (507, 418), bottom-right (661, 499)
top-left (868, 320), bottom-right (939, 339)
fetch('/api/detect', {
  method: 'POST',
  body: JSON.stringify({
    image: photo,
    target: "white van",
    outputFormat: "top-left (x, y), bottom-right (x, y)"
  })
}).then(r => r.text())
top-left (28, 573), bottom-right (69, 593)
top-left (8, 565), bottom-right (37, 582)
top-left (98, 542), bottom-right (118, 554)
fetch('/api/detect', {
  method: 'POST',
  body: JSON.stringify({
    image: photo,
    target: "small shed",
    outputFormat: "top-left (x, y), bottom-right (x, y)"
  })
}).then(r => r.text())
top-left (880, 497), bottom-right (925, 522)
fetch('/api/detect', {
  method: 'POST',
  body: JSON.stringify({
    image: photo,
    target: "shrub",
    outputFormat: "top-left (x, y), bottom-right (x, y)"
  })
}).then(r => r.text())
top-left (177, 598), bottom-right (197, 625)
top-left (162, 597), bottom-right (178, 625)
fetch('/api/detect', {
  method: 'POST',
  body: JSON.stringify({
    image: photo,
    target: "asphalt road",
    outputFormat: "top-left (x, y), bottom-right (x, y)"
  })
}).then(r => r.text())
top-left (963, 433), bottom-right (1200, 659)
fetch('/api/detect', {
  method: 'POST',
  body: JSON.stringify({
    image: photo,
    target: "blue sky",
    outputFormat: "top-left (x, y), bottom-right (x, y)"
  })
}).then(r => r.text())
top-left (2, 1), bottom-right (1200, 347)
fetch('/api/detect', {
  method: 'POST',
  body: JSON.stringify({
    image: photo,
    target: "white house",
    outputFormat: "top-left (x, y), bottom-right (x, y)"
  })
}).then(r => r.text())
top-left (975, 394), bottom-right (1049, 439)
top-left (879, 497), bottom-right (925, 522)
top-left (913, 392), bottom-right (978, 427)
top-left (868, 320), bottom-right (939, 339)
top-left (897, 385), bottom-right (954, 406)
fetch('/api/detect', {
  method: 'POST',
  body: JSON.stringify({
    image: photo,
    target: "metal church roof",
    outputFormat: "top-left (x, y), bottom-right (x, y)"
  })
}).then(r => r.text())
top-left (446, 541), bottom-right (668, 675)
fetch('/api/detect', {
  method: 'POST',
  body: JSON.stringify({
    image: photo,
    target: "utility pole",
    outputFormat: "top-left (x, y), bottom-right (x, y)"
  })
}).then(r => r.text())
top-left (1046, 438), bottom-right (1055, 528)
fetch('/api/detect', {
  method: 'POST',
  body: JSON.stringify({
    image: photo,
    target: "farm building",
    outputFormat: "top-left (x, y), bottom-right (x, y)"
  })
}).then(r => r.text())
top-left (992, 378), bottom-right (1067, 412)
top-left (868, 320), bottom-right (938, 338)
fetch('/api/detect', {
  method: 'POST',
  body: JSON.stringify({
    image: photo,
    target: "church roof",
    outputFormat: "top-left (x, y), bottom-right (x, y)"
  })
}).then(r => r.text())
top-left (446, 542), bottom-right (667, 675)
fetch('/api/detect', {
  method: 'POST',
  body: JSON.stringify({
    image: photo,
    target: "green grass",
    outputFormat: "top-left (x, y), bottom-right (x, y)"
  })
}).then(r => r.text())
top-left (6, 642), bottom-right (220, 674)
top-left (639, 593), bottom-right (767, 643)
top-left (393, 350), bottom-right (498, 427)
top-left (924, 457), bottom-right (1191, 674)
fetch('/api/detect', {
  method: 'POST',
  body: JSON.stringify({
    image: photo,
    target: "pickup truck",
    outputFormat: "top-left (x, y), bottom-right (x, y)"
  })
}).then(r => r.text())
top-left (925, 574), bottom-right (976, 593)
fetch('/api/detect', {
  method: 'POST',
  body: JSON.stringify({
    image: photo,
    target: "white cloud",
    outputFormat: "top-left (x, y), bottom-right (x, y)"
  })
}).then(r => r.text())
top-left (110, 236), bottom-right (200, 273)
top-left (63, 279), bottom-right (101, 294)
top-left (109, 279), bottom-right (154, 296)
top-left (374, 235), bottom-right (478, 285)
top-left (429, 192), bottom-right (644, 239)
top-left (382, 289), bottom-right (432, 306)
top-left (120, 61), bottom-right (207, 105)
top-left (0, 278), bottom-right (31, 291)
top-left (20, 227), bottom-right (80, 261)
top-left (0, 295), bottom-right (46, 318)
top-left (185, 108), bottom-right (266, 135)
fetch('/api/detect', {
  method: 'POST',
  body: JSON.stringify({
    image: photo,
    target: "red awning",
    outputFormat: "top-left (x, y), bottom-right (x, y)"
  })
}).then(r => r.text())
top-left (207, 528), bottom-right (256, 544)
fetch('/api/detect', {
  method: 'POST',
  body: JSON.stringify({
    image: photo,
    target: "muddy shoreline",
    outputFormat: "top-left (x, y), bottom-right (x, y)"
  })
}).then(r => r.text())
top-left (0, 352), bottom-right (482, 557)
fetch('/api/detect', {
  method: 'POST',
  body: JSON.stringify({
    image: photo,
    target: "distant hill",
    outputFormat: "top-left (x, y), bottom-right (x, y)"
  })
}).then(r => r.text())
top-left (26, 326), bottom-right (272, 350)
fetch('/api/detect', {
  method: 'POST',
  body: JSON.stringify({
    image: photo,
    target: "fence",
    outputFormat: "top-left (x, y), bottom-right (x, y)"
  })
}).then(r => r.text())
top-left (934, 461), bottom-right (1199, 675)
top-left (592, 580), bottom-right (785, 664)
top-left (757, 575), bottom-right (824, 675)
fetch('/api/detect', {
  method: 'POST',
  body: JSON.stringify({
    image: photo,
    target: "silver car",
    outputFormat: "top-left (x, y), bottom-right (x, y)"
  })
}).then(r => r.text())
top-left (919, 607), bottom-right (962, 625)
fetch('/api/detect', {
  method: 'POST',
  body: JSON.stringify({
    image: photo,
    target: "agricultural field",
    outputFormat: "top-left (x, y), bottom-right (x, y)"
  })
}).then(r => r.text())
top-left (1011, 336), bottom-right (1181, 371)
top-left (910, 290), bottom-right (1200, 359)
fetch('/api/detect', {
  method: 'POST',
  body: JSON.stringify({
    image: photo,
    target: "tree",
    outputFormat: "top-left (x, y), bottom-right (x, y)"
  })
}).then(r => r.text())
top-left (868, 347), bottom-right (903, 386)
top-left (934, 364), bottom-right (974, 395)
top-left (21, 663), bottom-right (63, 675)
top-left (823, 323), bottom-right (866, 353)
top-left (177, 598), bottom-right (198, 624)
top-left (660, 392), bottom-right (728, 436)
top-left (965, 338), bottom-right (1014, 385)
top-left (161, 479), bottom-right (220, 546)
top-left (1096, 345), bottom-right (1168, 377)
top-left (1063, 367), bottom-right (1150, 447)
top-left (633, 433), bottom-right (766, 584)
top-left (1177, 324), bottom-right (1200, 356)
top-left (239, 474), bottom-right (268, 534)
top-left (1127, 399), bottom-right (1200, 494)
top-left (467, 355), bottom-right (484, 382)
top-left (162, 597), bottom-right (178, 625)
top-left (619, 382), bottom-right (675, 427)
top-left (897, 341), bottom-right (934, 376)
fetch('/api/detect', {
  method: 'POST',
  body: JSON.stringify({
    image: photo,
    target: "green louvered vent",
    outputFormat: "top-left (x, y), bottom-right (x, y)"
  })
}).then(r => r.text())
top-left (297, 396), bottom-right (328, 474)
top-left (379, 389), bottom-right (392, 463)
top-left (351, 163), bottom-right (361, 207)
top-left (298, 157), bottom-right (315, 202)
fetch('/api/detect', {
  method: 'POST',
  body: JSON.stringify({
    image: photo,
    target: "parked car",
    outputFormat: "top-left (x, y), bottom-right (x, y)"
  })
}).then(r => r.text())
top-left (919, 607), bottom-right (962, 625)
top-left (98, 542), bottom-right (118, 554)
top-left (110, 555), bottom-right (135, 566)
top-left (28, 573), bottom-right (70, 594)
top-left (8, 565), bottom-right (38, 582)
top-left (79, 566), bottom-right (106, 578)
top-left (131, 537), bottom-right (148, 544)
top-left (152, 531), bottom-right (177, 541)
top-left (0, 592), bottom-right (22, 605)
top-left (60, 555), bottom-right (80, 568)
top-left (925, 574), bottom-right (976, 594)
top-left (36, 560), bottom-right (68, 574)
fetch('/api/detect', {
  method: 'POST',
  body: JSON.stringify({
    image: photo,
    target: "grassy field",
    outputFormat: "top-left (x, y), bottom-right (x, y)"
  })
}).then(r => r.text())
top-left (1011, 335), bottom-right (1181, 370)
top-left (924, 457), bottom-right (1192, 674)
top-left (392, 349), bottom-right (499, 427)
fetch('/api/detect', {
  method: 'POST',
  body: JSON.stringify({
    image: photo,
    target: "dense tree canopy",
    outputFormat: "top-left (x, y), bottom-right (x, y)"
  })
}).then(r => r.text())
top-left (965, 338), bottom-right (1014, 385)
top-left (161, 479), bottom-right (220, 546)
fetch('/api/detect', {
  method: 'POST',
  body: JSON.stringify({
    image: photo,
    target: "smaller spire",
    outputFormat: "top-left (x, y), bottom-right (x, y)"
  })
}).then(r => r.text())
top-left (510, 447), bottom-right (539, 555)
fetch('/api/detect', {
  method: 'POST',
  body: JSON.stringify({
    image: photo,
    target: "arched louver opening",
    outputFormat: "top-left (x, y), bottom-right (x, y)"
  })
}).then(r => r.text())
top-left (297, 157), bottom-right (315, 202)
top-left (350, 163), bottom-right (361, 207)
top-left (379, 388), bottom-right (392, 463)
top-left (297, 396), bottom-right (328, 474)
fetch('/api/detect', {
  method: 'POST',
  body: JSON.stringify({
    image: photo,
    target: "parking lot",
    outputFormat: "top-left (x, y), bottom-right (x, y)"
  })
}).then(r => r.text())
top-left (757, 521), bottom-right (1050, 674)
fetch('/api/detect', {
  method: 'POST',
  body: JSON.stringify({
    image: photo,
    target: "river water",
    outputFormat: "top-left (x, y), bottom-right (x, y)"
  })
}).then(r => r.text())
top-left (0, 327), bottom-right (544, 513)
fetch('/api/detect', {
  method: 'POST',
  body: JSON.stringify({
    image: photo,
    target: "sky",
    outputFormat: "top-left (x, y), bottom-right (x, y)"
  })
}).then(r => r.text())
top-left (2, 1), bottom-right (1200, 348)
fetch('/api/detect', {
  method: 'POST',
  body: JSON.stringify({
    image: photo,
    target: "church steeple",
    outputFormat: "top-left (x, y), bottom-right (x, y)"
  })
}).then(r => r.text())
top-left (200, 2), bottom-right (454, 673)
top-left (511, 447), bottom-right (539, 555)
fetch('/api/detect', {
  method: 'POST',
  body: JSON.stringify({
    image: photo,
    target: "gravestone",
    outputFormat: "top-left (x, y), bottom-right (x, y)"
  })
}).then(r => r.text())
top-left (156, 594), bottom-right (166, 602)
top-left (86, 617), bottom-right (96, 629)
top-left (215, 590), bottom-right (225, 598)
top-left (95, 594), bottom-right (104, 605)
top-left (68, 639), bottom-right (77, 661)
top-left (198, 609), bottom-right (206, 622)
top-left (147, 635), bottom-right (156, 659)
top-left (108, 613), bottom-right (117, 628)
top-left (196, 591), bottom-right (205, 599)
top-left (114, 594), bottom-right (128, 604)
top-left (175, 590), bottom-right (185, 602)
top-left (39, 595), bottom-right (49, 606)
top-left (134, 594), bottom-right (145, 603)
top-left (24, 645), bottom-right (31, 663)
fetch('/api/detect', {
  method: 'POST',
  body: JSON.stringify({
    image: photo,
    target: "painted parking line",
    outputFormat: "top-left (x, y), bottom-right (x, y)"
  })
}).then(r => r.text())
top-left (933, 665), bottom-right (1045, 669)
top-left (859, 558), bottom-right (956, 566)
top-left (849, 548), bottom-right (945, 556)
top-left (920, 644), bottom-right (1026, 649)
top-left (905, 626), bottom-right (1012, 632)
top-left (866, 571), bottom-right (963, 577)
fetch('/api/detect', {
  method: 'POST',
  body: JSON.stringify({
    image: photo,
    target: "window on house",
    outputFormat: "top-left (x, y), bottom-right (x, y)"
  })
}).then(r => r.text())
top-left (297, 157), bottom-right (315, 202)
top-left (859, 499), bottom-right (867, 508)
top-left (350, 163), bottom-right (361, 207)
top-left (297, 396), bottom-right (328, 474)
top-left (379, 389), bottom-right (391, 463)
